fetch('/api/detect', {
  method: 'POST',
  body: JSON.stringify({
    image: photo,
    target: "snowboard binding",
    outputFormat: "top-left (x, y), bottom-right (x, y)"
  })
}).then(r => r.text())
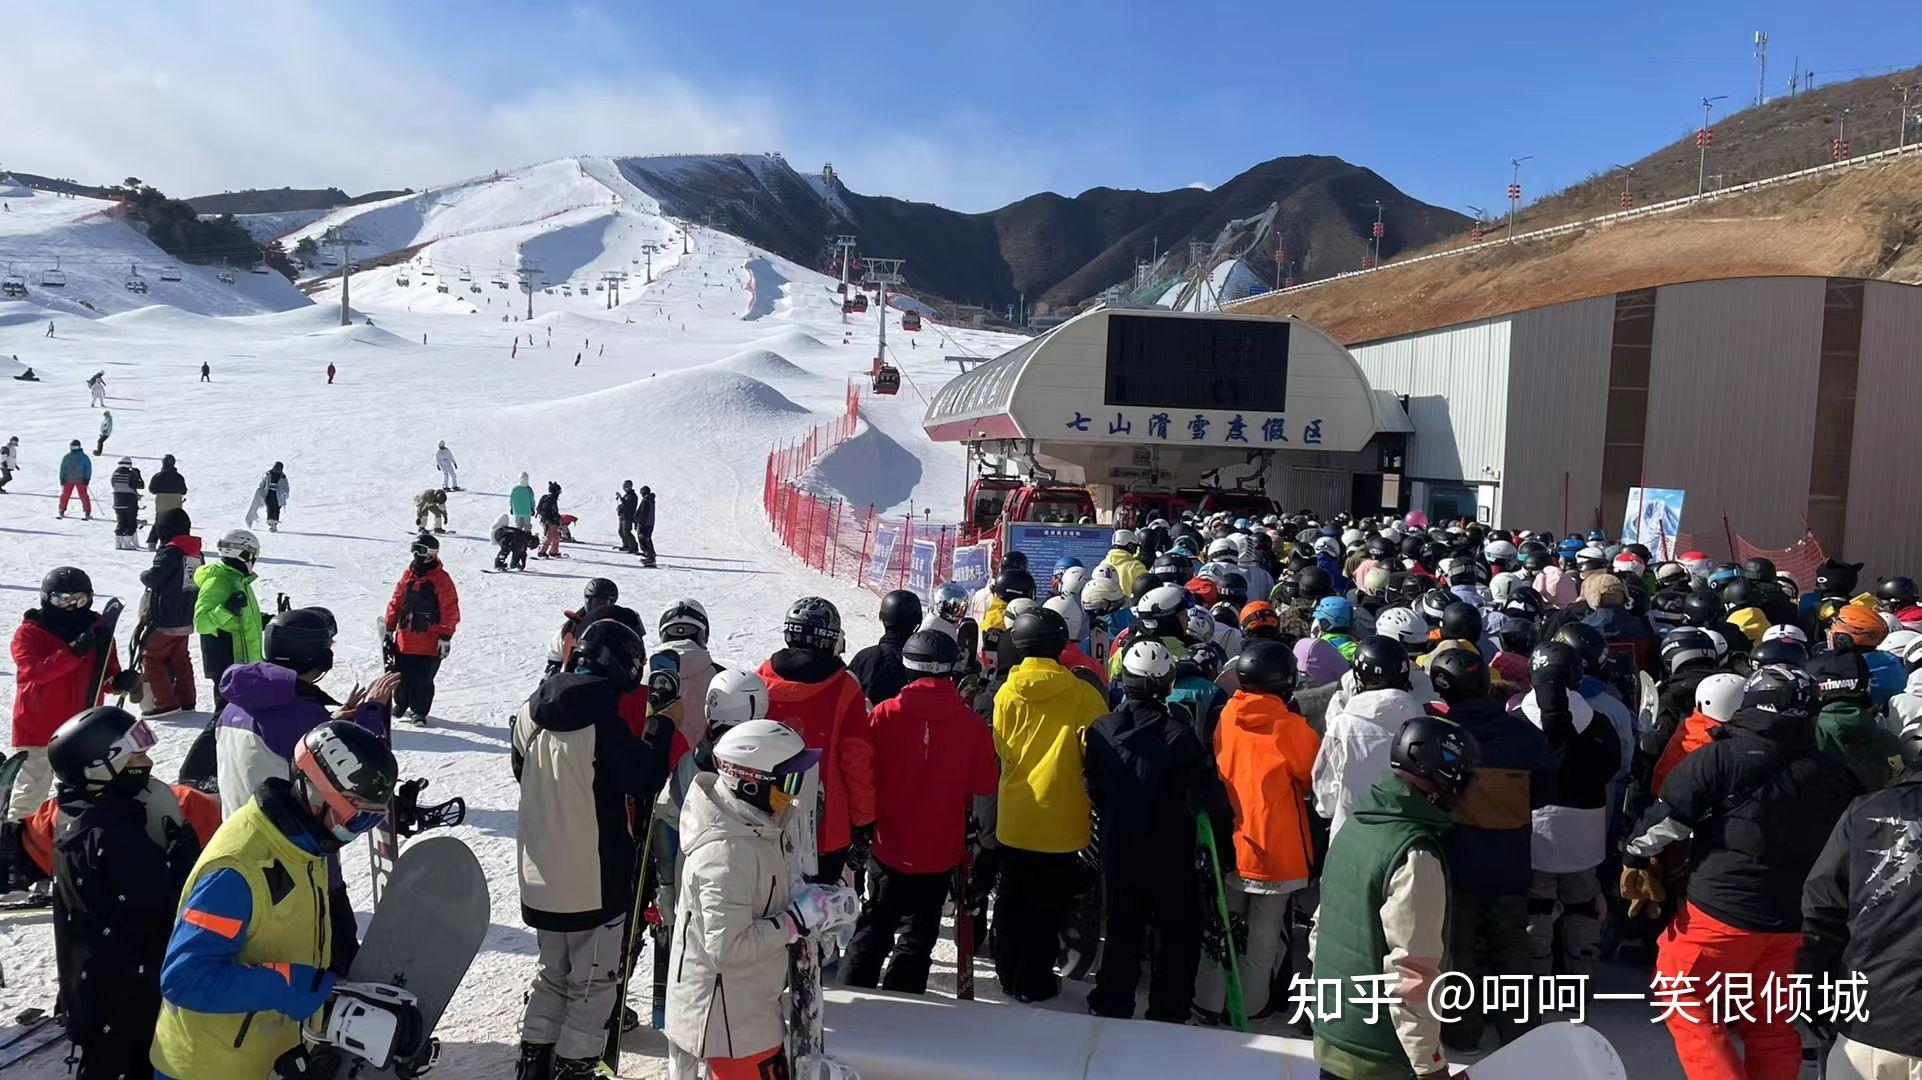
top-left (393, 779), bottom-right (466, 838)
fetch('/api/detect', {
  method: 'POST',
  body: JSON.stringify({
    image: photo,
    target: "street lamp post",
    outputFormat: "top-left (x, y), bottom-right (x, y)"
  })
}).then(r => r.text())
top-left (1697, 95), bottom-right (1727, 199)
top-left (1613, 164), bottom-right (1635, 210)
top-left (1505, 157), bottom-right (1532, 242)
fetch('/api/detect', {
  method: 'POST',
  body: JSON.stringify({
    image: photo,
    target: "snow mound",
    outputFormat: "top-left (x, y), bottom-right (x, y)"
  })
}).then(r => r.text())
top-left (795, 421), bottom-right (924, 514)
top-left (512, 367), bottom-right (809, 438)
top-left (710, 348), bottom-right (814, 383)
top-left (0, 174), bottom-right (32, 199)
top-left (0, 303), bottom-right (54, 329)
top-left (746, 328), bottom-right (834, 355)
top-left (257, 321), bottom-right (414, 353)
top-left (0, 353), bottom-right (25, 377)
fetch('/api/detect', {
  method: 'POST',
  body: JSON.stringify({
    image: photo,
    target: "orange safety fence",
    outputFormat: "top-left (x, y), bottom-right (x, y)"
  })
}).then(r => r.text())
top-left (1673, 527), bottom-right (1830, 591)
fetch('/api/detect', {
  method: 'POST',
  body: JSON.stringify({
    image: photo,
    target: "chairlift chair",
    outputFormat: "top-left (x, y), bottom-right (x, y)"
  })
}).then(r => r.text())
top-left (397, 274), bottom-right (411, 287)
top-left (218, 269), bottom-right (237, 285)
top-left (436, 283), bottom-right (449, 294)
top-left (469, 283), bottom-right (481, 294)
top-left (901, 311), bottom-right (922, 332)
top-left (251, 262), bottom-right (270, 275)
top-left (159, 265), bottom-right (182, 282)
top-left (1, 275), bottom-right (27, 298)
top-left (851, 294), bottom-right (869, 313)
top-left (40, 267), bottom-right (67, 287)
top-left (422, 265), bottom-right (436, 276)
top-left (459, 268), bottom-right (472, 282)
top-left (125, 277), bottom-right (148, 293)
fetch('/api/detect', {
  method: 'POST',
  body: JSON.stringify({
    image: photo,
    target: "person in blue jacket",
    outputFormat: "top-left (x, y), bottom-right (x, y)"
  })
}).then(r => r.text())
top-left (57, 439), bottom-right (92, 519)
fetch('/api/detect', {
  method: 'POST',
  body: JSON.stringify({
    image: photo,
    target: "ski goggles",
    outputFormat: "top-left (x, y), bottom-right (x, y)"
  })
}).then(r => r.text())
top-left (767, 771), bottom-right (807, 816)
top-left (47, 590), bottom-right (92, 611)
top-left (296, 758), bottom-right (390, 836)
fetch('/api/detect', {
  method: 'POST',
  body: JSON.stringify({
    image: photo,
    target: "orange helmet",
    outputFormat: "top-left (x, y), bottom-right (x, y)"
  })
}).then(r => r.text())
top-left (1828, 602), bottom-right (1888, 649)
top-left (1240, 601), bottom-right (1280, 635)
top-left (1185, 576), bottom-right (1220, 609)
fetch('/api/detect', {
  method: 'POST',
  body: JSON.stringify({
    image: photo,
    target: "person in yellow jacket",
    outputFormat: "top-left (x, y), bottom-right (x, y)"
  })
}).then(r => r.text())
top-left (152, 722), bottom-right (399, 1080)
top-left (1102, 529), bottom-right (1147, 597)
top-left (991, 608), bottom-right (1108, 1003)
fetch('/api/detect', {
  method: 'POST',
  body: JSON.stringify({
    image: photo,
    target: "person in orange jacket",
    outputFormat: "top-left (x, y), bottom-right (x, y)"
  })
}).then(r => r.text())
top-left (383, 533), bottom-right (460, 725)
top-left (758, 597), bottom-right (876, 883)
top-left (1197, 639), bottom-right (1321, 1023)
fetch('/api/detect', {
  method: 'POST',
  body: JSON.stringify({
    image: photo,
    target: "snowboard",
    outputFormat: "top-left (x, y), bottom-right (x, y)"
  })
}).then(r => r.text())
top-left (369, 623), bottom-right (403, 904)
top-left (650, 817), bottom-right (680, 1030)
top-left (1461, 1021), bottom-right (1626, 1080)
top-left (328, 834), bottom-right (489, 1080)
top-left (1196, 810), bottom-right (1248, 1033)
top-left (601, 808), bottom-right (658, 1070)
top-left (953, 826), bottom-right (975, 1001)
top-left (1057, 813), bottom-right (1103, 982)
top-left (0, 1009), bottom-right (62, 1069)
top-left (82, 598), bottom-right (125, 708)
top-left (784, 766), bottom-right (825, 1063)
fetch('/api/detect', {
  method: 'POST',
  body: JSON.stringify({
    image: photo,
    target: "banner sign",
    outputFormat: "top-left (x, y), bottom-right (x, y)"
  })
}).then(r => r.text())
top-left (908, 540), bottom-right (939, 601)
top-left (1622, 487), bottom-right (1686, 561)
top-left (866, 521), bottom-right (903, 587)
top-left (950, 543), bottom-right (992, 592)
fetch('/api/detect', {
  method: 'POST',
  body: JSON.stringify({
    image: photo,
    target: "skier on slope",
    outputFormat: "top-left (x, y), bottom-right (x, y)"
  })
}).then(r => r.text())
top-left (0, 434), bottom-right (17, 493)
top-left (150, 722), bottom-right (405, 1080)
top-left (510, 471), bottom-right (536, 532)
top-left (636, 485), bottom-right (657, 567)
top-left (616, 480), bottom-right (640, 554)
top-left (843, 630), bottom-right (997, 994)
top-left (436, 440), bottom-right (460, 491)
top-left (492, 514), bottom-right (535, 572)
top-left (3, 568), bottom-right (134, 901)
top-left (546, 578), bottom-right (624, 676)
top-left (244, 461), bottom-right (291, 532)
top-left (513, 618), bottom-right (669, 1080)
top-left (192, 529), bottom-right (264, 716)
top-left (138, 509), bottom-right (202, 718)
top-left (847, 590), bottom-right (921, 708)
top-left (665, 720), bottom-right (859, 1080)
top-left (144, 454), bottom-right (187, 548)
top-left (88, 371), bottom-right (106, 407)
top-left (108, 455), bottom-right (144, 551)
top-left (45, 705), bottom-right (201, 1079)
top-left (93, 409), bottom-right (112, 456)
top-left (383, 533), bottom-right (460, 725)
top-left (758, 597), bottom-right (877, 885)
top-left (414, 487), bottom-right (450, 533)
top-left (57, 439), bottom-right (93, 520)
top-left (536, 481), bottom-right (565, 558)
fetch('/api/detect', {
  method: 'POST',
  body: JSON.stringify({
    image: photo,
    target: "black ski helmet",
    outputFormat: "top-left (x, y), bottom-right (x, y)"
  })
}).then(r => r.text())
top-left (1878, 577), bottom-right (1920, 610)
top-left (292, 720), bottom-right (399, 845)
top-left (1494, 613), bottom-right (1539, 655)
top-left (1682, 588), bottom-right (1725, 627)
top-left (782, 597), bottom-right (843, 653)
top-left (1391, 715), bottom-right (1479, 809)
top-left (992, 568), bottom-right (1037, 602)
top-left (1000, 550), bottom-right (1030, 572)
top-left (1529, 640), bottom-right (1585, 694)
top-left (878, 590), bottom-right (924, 634)
top-left (263, 607), bottom-right (337, 675)
top-left (48, 705), bottom-right (153, 791)
top-left (1502, 585), bottom-right (1546, 621)
top-left (1741, 557), bottom-right (1777, 584)
top-left (1008, 609), bottom-right (1069, 661)
top-left (901, 629), bottom-right (961, 676)
top-left (1235, 640), bottom-right (1299, 698)
top-left (410, 531), bottom-right (440, 566)
top-left (575, 618), bottom-right (648, 692)
top-left (1128, 572), bottom-right (1163, 603)
top-left (39, 566), bottom-right (93, 610)
top-left (1721, 577), bottom-right (1760, 609)
top-left (1813, 560), bottom-right (1861, 598)
top-left (1294, 566), bottom-right (1335, 602)
top-left (1742, 663), bottom-right (1817, 719)
top-left (1440, 602), bottom-right (1483, 644)
top-left (1418, 588), bottom-right (1453, 625)
top-left (1352, 635), bottom-right (1412, 692)
top-left (1185, 641), bottom-right (1227, 681)
top-left (1427, 645), bottom-right (1490, 702)
top-left (1749, 638), bottom-right (1808, 669)
top-left (1551, 622), bottom-right (1607, 677)
top-left (584, 578), bottom-right (619, 608)
top-left (1659, 627), bottom-right (1718, 675)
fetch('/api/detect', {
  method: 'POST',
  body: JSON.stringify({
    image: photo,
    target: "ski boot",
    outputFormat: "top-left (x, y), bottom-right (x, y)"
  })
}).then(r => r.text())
top-left (514, 1041), bottom-right (554, 1080)
top-left (268, 521), bottom-right (278, 532)
top-left (551, 1057), bottom-right (599, 1080)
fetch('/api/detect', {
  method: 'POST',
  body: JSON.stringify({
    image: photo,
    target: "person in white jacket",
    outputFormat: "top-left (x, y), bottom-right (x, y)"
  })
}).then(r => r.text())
top-left (435, 440), bottom-right (460, 491)
top-left (1313, 636), bottom-right (1427, 837)
top-left (1888, 662), bottom-right (1922, 735)
top-left (667, 721), bottom-right (856, 1080)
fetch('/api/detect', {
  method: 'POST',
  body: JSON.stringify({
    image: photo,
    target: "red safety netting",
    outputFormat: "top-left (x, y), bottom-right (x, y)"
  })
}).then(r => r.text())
top-left (762, 383), bottom-right (963, 596)
top-left (1674, 527), bottom-right (1830, 592)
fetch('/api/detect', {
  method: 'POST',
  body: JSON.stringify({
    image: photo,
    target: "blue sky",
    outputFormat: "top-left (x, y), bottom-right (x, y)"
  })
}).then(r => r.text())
top-left (8, 1), bottom-right (1916, 212)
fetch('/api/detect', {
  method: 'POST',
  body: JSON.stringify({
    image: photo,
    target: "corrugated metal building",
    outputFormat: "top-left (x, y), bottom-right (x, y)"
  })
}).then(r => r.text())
top-left (1347, 275), bottom-right (1922, 578)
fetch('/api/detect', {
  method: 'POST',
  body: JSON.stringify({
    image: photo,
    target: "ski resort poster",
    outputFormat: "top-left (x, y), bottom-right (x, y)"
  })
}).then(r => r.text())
top-left (1008, 524), bottom-right (1114, 575)
top-left (1622, 487), bottom-right (1686, 561)
top-left (909, 539), bottom-right (939, 600)
top-left (868, 521), bottom-right (904, 587)
top-left (951, 543), bottom-right (992, 591)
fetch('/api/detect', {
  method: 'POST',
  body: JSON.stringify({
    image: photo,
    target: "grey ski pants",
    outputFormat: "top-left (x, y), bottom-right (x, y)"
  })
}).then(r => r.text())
top-left (523, 917), bottom-right (625, 1060)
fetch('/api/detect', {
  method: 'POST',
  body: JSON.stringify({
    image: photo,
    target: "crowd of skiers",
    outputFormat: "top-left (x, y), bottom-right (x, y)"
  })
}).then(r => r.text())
top-left (12, 501), bottom-right (1922, 1080)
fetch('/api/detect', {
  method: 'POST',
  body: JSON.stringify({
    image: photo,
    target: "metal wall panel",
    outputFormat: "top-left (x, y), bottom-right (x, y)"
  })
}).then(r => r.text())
top-left (1844, 281), bottom-right (1922, 580)
top-left (1351, 319), bottom-right (1511, 483)
top-left (1501, 297), bottom-right (1616, 532)
top-left (1642, 278), bottom-right (1826, 554)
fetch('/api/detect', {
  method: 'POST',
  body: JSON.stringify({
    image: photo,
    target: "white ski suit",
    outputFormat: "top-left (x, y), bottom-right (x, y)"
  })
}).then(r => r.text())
top-left (1312, 687), bottom-right (1427, 838)
top-left (436, 444), bottom-right (459, 490)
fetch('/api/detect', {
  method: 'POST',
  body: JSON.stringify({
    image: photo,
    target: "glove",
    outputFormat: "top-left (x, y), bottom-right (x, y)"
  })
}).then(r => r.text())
top-left (436, 638), bottom-right (451, 659)
top-left (66, 628), bottom-right (98, 655)
top-left (1619, 865), bottom-right (1666, 919)
top-left (112, 669), bottom-right (142, 694)
top-left (646, 654), bottom-right (682, 712)
top-left (162, 815), bottom-right (200, 870)
top-left (276, 593), bottom-right (292, 614)
top-left (224, 591), bottom-right (248, 614)
top-left (272, 1045), bottom-right (347, 1079)
top-left (846, 823), bottom-right (874, 877)
top-left (781, 884), bottom-right (860, 939)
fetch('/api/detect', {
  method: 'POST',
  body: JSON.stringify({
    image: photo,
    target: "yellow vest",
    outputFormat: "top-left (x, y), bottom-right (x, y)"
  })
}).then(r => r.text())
top-left (151, 796), bottom-right (332, 1080)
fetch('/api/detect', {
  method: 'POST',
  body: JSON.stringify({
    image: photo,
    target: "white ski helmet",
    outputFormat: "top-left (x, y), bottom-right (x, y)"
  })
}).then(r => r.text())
top-left (1879, 629), bottom-right (1920, 658)
top-left (1081, 575), bottom-right (1126, 615)
top-left (711, 719), bottom-right (819, 816)
top-left (658, 599), bottom-right (710, 647)
top-left (1489, 571), bottom-right (1522, 607)
top-left (1091, 562), bottom-right (1121, 588)
top-left (1313, 536), bottom-right (1341, 559)
top-left (1206, 538), bottom-right (1239, 563)
top-left (1694, 672), bottom-right (1747, 723)
top-left (1042, 594), bottom-right (1085, 640)
top-left (1057, 564), bottom-right (1090, 600)
top-left (1760, 624), bottom-right (1809, 645)
top-left (1004, 597), bottom-right (1038, 621)
top-left (217, 528), bottom-right (261, 565)
top-left (705, 668), bottom-right (769, 729)
top-left (1111, 528), bottom-right (1139, 550)
top-left (1374, 606), bottom-right (1431, 647)
top-left (1341, 528), bottom-right (1365, 550)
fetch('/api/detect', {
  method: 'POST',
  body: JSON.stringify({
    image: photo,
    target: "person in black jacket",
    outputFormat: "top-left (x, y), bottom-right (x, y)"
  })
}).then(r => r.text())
top-left (139, 508), bottom-right (202, 717)
top-left (535, 481), bottom-right (564, 558)
top-left (1621, 664), bottom-right (1862, 1080)
top-left (1798, 725), bottom-right (1922, 1075)
top-left (615, 481), bottom-right (640, 554)
top-left (1429, 646), bottom-right (1549, 1051)
top-left (47, 706), bottom-right (199, 1080)
top-left (1082, 638), bottom-right (1231, 1023)
top-left (1626, 628), bottom-right (1720, 821)
top-left (144, 454), bottom-right (187, 549)
top-left (636, 486), bottom-right (656, 568)
top-left (848, 590), bottom-right (921, 707)
top-left (109, 456), bottom-right (144, 551)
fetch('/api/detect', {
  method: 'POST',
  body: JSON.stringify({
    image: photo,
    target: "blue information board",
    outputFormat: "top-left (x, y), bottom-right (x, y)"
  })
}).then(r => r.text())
top-left (866, 522), bottom-right (903, 587)
top-left (908, 539), bottom-right (939, 600)
top-left (950, 543), bottom-right (992, 591)
top-left (1007, 524), bottom-right (1114, 579)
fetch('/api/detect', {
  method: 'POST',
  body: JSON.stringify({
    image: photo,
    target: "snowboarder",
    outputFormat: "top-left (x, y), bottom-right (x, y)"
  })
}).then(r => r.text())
top-left (546, 579), bottom-right (622, 676)
top-left (536, 481), bottom-right (565, 558)
top-left (46, 320), bottom-right (54, 337)
top-left (139, 508), bottom-right (202, 717)
top-left (149, 722), bottom-right (401, 1080)
top-left (1083, 638), bottom-right (1233, 1023)
top-left (990, 607), bottom-right (1108, 1003)
top-left (109, 455), bottom-right (143, 550)
top-left (758, 597), bottom-right (876, 885)
top-left (4, 568), bottom-right (134, 892)
top-left (88, 371), bottom-right (106, 407)
top-left (511, 471), bottom-right (536, 532)
top-left (199, 361), bottom-right (210, 383)
top-left (93, 409), bottom-right (112, 456)
top-left (664, 720), bottom-right (857, 1080)
top-left (1309, 715), bottom-right (1477, 1080)
top-left (144, 453), bottom-right (187, 548)
top-left (383, 533), bottom-right (460, 724)
top-left (46, 705), bottom-right (200, 1080)
top-left (637, 485), bottom-right (657, 567)
top-left (844, 630), bottom-right (997, 993)
top-left (192, 528), bottom-right (264, 716)
top-left (244, 461), bottom-right (290, 532)
top-left (512, 618), bottom-right (667, 1080)
top-left (616, 480), bottom-right (640, 553)
top-left (436, 440), bottom-right (459, 490)
top-left (414, 487), bottom-right (450, 532)
top-left (57, 440), bottom-right (93, 519)
top-left (847, 590), bottom-right (922, 708)
top-left (325, 362), bottom-right (335, 384)
top-left (491, 514), bottom-right (534, 572)
top-left (0, 434), bottom-right (18, 493)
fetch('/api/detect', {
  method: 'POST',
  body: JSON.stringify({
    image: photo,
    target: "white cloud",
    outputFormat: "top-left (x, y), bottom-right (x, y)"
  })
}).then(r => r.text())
top-left (1186, 181), bottom-right (1211, 190)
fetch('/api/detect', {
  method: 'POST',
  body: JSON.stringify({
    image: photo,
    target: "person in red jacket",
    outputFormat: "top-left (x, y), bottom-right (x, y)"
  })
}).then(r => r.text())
top-left (844, 630), bottom-right (998, 992)
top-left (382, 533), bottom-right (460, 725)
top-left (4, 567), bottom-right (135, 893)
top-left (758, 597), bottom-right (876, 884)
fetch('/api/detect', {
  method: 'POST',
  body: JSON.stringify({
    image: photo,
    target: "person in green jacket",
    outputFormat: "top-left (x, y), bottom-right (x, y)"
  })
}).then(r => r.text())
top-left (1311, 715), bottom-right (1478, 1080)
top-left (1809, 649), bottom-right (1898, 792)
top-left (509, 471), bottom-right (536, 532)
top-left (175, 529), bottom-right (266, 790)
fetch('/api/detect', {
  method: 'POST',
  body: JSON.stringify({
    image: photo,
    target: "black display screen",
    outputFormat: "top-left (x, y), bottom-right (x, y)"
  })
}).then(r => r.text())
top-left (1104, 314), bottom-right (1290, 412)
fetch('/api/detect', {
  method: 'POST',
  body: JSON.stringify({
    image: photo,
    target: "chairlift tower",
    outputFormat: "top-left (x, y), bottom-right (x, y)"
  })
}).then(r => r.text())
top-left (517, 262), bottom-right (542, 320)
top-left (321, 227), bottom-right (362, 326)
top-left (860, 257), bottom-right (905, 363)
